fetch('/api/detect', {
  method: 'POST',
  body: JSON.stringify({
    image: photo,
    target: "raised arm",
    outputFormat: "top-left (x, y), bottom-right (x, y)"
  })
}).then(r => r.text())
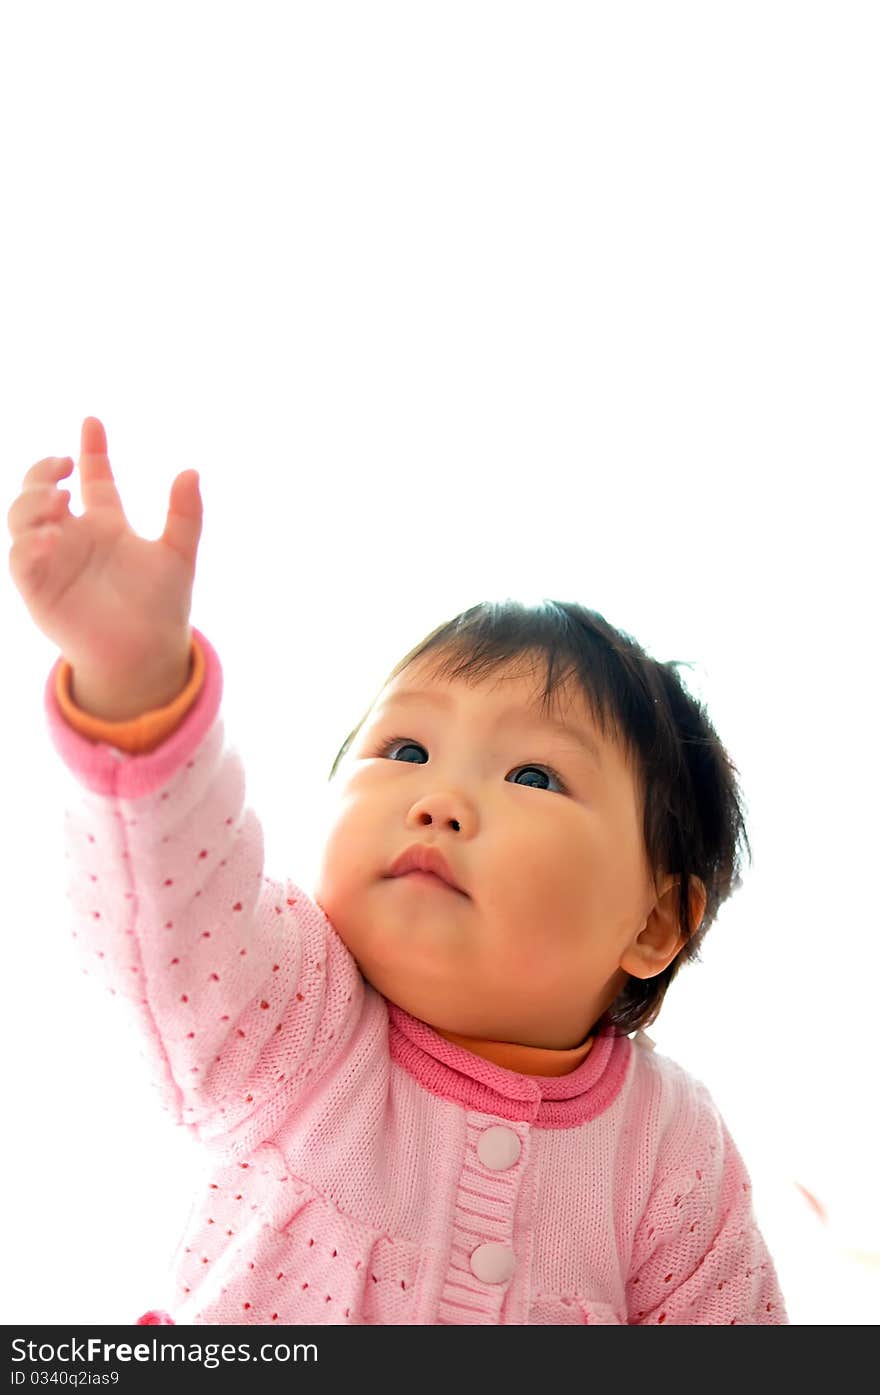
top-left (51, 628), bottom-right (364, 1147)
top-left (10, 418), bottom-right (364, 1149)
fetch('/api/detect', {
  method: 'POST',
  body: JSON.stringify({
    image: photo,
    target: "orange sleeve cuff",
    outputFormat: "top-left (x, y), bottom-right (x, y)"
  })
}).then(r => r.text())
top-left (55, 634), bottom-right (206, 755)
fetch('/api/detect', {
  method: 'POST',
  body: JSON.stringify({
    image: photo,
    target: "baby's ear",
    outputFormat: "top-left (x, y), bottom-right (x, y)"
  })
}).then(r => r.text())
top-left (620, 875), bottom-right (704, 979)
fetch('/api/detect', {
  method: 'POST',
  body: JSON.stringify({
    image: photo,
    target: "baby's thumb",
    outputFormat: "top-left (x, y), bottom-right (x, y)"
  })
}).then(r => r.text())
top-left (161, 469), bottom-right (203, 567)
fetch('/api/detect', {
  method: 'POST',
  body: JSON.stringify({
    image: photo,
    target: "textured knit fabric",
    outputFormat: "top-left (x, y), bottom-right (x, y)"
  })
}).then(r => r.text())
top-left (45, 627), bottom-right (788, 1325)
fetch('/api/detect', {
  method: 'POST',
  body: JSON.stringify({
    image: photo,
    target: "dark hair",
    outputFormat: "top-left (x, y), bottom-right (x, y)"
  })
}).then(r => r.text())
top-left (328, 598), bottom-right (752, 1036)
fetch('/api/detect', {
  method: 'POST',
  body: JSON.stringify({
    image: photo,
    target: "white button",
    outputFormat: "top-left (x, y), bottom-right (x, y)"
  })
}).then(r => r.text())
top-left (477, 1125), bottom-right (521, 1171)
top-left (470, 1242), bottom-right (515, 1284)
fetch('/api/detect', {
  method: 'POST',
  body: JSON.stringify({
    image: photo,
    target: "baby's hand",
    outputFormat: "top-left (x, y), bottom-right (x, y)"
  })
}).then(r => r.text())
top-left (7, 417), bottom-right (203, 718)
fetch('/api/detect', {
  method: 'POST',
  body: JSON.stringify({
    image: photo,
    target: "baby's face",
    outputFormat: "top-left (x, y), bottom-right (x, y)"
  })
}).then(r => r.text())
top-left (312, 654), bottom-right (678, 1048)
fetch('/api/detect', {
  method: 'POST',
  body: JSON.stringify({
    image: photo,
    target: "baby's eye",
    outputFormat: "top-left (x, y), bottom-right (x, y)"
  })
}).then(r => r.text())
top-left (378, 737), bottom-right (426, 765)
top-left (375, 736), bottom-right (569, 794)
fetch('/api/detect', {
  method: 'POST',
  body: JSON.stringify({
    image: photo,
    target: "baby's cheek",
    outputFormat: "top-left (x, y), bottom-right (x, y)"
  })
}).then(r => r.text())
top-left (311, 843), bottom-right (354, 934)
top-left (312, 803), bottom-right (364, 894)
top-left (314, 871), bottom-right (378, 953)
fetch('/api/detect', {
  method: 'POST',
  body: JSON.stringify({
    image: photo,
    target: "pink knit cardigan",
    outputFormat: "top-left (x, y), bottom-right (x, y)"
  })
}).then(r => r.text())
top-left (44, 627), bottom-right (787, 1325)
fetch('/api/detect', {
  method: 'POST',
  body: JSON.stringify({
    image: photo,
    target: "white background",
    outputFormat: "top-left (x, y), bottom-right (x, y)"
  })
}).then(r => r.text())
top-left (1, 1), bottom-right (877, 1325)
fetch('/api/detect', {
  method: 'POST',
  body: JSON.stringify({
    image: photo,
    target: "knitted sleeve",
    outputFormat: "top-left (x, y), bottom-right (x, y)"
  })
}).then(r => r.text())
top-left (625, 1079), bottom-right (788, 1325)
top-left (45, 626), bottom-right (364, 1158)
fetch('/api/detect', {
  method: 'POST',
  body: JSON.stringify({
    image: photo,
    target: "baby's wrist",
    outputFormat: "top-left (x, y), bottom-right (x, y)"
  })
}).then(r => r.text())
top-left (69, 641), bottom-right (193, 721)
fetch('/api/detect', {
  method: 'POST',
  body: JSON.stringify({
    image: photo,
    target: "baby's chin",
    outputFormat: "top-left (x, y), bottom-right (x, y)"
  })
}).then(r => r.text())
top-left (352, 928), bottom-right (478, 1000)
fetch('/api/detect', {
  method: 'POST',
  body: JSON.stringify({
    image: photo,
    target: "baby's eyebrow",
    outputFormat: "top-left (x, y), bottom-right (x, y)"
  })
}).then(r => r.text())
top-left (375, 689), bottom-right (603, 769)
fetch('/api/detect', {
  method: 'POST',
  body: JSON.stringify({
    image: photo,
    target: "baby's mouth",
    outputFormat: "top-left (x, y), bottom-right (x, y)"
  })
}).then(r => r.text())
top-left (391, 869), bottom-right (465, 894)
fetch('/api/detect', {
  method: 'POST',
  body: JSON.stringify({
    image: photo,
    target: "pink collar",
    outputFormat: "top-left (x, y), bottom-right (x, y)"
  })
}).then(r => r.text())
top-left (387, 1002), bottom-right (632, 1129)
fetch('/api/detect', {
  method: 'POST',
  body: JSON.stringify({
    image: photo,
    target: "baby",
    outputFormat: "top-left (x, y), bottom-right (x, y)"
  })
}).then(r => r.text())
top-left (7, 418), bottom-right (788, 1325)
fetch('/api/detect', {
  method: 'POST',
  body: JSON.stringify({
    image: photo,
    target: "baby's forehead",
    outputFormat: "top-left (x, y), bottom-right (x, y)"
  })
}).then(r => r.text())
top-left (378, 654), bottom-right (597, 728)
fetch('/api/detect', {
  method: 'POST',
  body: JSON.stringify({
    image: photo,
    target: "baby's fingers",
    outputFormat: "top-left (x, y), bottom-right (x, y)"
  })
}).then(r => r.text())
top-left (6, 477), bottom-right (71, 541)
top-left (7, 497), bottom-right (67, 598)
top-left (161, 469), bottom-right (203, 569)
top-left (17, 454), bottom-right (74, 496)
top-left (78, 416), bottom-right (128, 516)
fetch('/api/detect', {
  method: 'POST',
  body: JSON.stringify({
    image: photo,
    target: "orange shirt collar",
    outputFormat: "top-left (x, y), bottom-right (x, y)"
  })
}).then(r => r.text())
top-left (434, 1027), bottom-right (594, 1077)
